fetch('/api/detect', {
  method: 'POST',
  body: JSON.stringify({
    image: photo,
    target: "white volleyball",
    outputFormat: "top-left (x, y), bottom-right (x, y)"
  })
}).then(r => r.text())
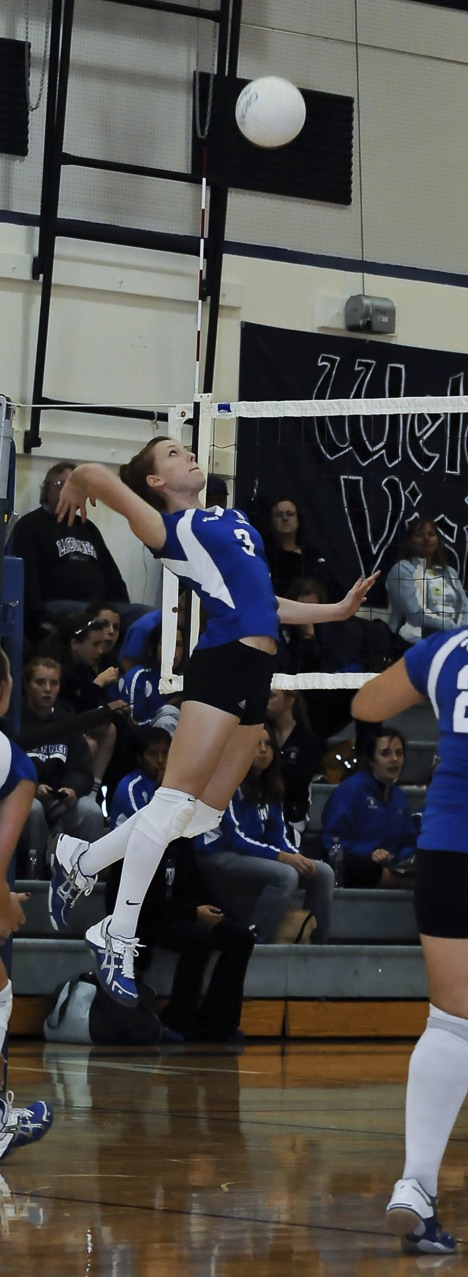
top-left (235, 76), bottom-right (306, 149)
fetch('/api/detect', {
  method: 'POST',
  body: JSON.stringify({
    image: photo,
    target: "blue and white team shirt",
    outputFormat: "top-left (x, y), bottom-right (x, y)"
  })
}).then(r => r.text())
top-left (151, 506), bottom-right (279, 649)
top-left (109, 769), bottom-right (157, 828)
top-left (405, 628), bottom-right (468, 852)
top-left (0, 731), bottom-right (36, 800)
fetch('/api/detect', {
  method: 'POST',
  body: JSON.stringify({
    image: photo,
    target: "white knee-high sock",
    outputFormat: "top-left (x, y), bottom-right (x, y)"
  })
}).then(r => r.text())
top-left (403, 1004), bottom-right (468, 1197)
top-left (108, 787), bottom-right (196, 939)
top-left (78, 809), bottom-right (142, 876)
top-left (0, 981), bottom-right (12, 1056)
top-left (78, 798), bottom-right (223, 879)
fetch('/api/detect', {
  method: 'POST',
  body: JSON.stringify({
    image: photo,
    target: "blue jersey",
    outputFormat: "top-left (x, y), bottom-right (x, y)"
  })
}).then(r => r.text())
top-left (109, 769), bottom-right (157, 828)
top-left (405, 628), bottom-right (468, 852)
top-left (118, 609), bottom-right (161, 666)
top-left (321, 768), bottom-right (416, 862)
top-left (0, 732), bottom-right (36, 800)
top-left (195, 788), bottom-right (297, 860)
top-left (151, 507), bottom-right (279, 649)
top-left (118, 666), bottom-right (165, 725)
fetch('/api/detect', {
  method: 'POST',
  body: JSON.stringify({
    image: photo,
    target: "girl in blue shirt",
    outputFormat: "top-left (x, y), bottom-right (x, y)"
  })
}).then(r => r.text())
top-left (321, 728), bottom-right (416, 887)
top-left (49, 436), bottom-right (377, 1004)
top-left (195, 722), bottom-right (334, 943)
top-left (352, 629), bottom-right (468, 1257)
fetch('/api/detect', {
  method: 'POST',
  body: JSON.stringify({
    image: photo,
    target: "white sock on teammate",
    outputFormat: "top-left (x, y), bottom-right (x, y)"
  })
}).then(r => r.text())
top-left (0, 981), bottom-right (12, 1057)
top-left (403, 1003), bottom-right (468, 1196)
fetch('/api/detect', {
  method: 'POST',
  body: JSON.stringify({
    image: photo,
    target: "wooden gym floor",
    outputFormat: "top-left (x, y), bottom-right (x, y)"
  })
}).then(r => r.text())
top-left (1, 1038), bottom-right (468, 1276)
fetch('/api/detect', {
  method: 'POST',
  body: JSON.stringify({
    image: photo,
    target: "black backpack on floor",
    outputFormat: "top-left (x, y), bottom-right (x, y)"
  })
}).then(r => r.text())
top-left (44, 972), bottom-right (163, 1045)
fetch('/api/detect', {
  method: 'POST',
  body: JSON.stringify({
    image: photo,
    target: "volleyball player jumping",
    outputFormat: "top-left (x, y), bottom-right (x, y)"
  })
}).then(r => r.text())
top-left (352, 631), bottom-right (468, 1256)
top-left (49, 436), bottom-right (377, 1004)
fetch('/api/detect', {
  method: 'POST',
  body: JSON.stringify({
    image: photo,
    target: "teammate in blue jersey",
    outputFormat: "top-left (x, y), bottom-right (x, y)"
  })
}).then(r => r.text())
top-left (352, 628), bottom-right (468, 1256)
top-left (0, 646), bottom-right (53, 1159)
top-left (49, 436), bottom-right (377, 1003)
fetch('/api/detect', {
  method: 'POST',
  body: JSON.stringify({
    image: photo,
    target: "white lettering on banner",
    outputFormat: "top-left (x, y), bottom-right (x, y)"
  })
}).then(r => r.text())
top-left (310, 359), bottom-right (468, 577)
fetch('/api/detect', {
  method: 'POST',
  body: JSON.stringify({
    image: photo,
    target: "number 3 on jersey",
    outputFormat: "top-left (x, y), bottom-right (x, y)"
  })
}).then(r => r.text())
top-left (453, 665), bottom-right (468, 732)
top-left (234, 527), bottom-right (256, 557)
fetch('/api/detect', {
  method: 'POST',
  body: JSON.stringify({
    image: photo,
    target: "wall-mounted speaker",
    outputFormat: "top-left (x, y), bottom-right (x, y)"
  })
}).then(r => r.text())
top-left (0, 39), bottom-right (30, 158)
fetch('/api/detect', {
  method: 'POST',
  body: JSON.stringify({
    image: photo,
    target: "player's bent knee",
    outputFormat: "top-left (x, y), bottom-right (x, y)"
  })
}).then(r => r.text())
top-left (138, 786), bottom-right (196, 844)
top-left (184, 800), bottom-right (224, 839)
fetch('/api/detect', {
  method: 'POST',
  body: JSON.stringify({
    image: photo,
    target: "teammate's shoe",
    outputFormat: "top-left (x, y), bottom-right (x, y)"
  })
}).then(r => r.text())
top-left (0, 1092), bottom-right (53, 1162)
top-left (48, 833), bottom-right (97, 931)
top-left (86, 915), bottom-right (140, 1006)
top-left (386, 1178), bottom-right (456, 1255)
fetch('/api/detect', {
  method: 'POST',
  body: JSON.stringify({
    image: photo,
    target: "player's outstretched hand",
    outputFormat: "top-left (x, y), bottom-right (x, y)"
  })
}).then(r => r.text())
top-left (56, 468), bottom-right (96, 526)
top-left (337, 572), bottom-right (380, 619)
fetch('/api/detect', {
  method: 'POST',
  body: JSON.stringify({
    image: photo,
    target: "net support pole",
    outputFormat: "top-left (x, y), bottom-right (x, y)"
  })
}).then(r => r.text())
top-left (0, 397), bottom-right (15, 1094)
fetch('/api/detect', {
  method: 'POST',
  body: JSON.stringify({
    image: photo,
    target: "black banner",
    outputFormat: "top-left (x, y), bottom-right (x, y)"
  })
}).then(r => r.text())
top-left (237, 323), bottom-right (468, 604)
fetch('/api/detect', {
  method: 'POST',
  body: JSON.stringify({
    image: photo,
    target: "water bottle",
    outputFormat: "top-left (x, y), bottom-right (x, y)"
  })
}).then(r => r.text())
top-left (164, 852), bottom-right (176, 900)
top-left (329, 836), bottom-right (345, 887)
top-left (26, 847), bottom-right (40, 880)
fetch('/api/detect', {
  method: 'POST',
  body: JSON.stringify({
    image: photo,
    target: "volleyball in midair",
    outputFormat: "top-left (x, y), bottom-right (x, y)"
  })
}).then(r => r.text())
top-left (235, 76), bottom-right (306, 148)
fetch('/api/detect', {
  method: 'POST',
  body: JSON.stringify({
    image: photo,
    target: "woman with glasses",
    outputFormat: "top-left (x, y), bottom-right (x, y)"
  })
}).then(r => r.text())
top-left (13, 461), bottom-right (130, 644)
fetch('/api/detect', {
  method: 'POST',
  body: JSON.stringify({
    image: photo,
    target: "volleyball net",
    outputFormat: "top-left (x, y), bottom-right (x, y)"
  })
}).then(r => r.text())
top-left (159, 391), bottom-right (468, 694)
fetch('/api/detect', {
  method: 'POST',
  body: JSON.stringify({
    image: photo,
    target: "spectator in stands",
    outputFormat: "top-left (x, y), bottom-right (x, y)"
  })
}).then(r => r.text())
top-left (321, 727), bottom-right (417, 887)
top-left (118, 620), bottom-right (184, 726)
top-left (281, 576), bottom-right (360, 744)
top-left (47, 613), bottom-right (120, 794)
top-left (109, 726), bottom-right (171, 827)
top-left (17, 657), bottom-right (104, 877)
top-left (119, 609), bottom-right (161, 674)
top-left (106, 726), bottom-right (254, 1042)
top-left (119, 594), bottom-right (185, 673)
top-left (263, 498), bottom-right (330, 598)
top-left (194, 723), bottom-right (334, 943)
top-left (88, 604), bottom-right (121, 660)
top-left (13, 461), bottom-right (130, 642)
top-left (281, 575), bottom-right (393, 746)
top-left (265, 687), bottom-right (321, 830)
top-left (386, 517), bottom-right (468, 645)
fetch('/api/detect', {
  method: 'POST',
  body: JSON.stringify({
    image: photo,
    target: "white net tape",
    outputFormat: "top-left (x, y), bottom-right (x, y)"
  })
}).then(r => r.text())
top-left (214, 395), bottom-right (468, 418)
top-left (159, 669), bottom-right (376, 694)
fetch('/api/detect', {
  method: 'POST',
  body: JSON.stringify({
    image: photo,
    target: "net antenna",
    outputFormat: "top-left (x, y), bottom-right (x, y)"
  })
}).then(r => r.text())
top-left (159, 391), bottom-right (468, 695)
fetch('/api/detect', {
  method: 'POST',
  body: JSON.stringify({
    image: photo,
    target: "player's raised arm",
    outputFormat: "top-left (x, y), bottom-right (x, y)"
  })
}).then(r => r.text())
top-left (352, 657), bottom-right (424, 722)
top-left (276, 572), bottom-right (380, 625)
top-left (56, 463), bottom-right (167, 551)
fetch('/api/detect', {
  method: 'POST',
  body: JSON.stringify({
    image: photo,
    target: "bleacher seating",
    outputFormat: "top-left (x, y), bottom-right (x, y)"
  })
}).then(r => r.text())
top-left (11, 879), bottom-right (426, 1006)
top-left (11, 720), bottom-right (433, 1035)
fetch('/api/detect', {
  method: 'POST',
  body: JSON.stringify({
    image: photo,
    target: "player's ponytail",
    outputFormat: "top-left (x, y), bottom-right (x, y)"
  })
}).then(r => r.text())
top-left (120, 438), bottom-right (171, 510)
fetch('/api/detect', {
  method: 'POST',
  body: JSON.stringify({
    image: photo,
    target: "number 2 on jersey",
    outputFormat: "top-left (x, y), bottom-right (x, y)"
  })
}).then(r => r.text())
top-left (453, 665), bottom-right (468, 732)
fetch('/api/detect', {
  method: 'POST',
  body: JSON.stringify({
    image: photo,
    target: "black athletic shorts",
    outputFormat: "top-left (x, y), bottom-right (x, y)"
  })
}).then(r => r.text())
top-left (183, 640), bottom-right (277, 725)
top-left (414, 848), bottom-right (468, 938)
